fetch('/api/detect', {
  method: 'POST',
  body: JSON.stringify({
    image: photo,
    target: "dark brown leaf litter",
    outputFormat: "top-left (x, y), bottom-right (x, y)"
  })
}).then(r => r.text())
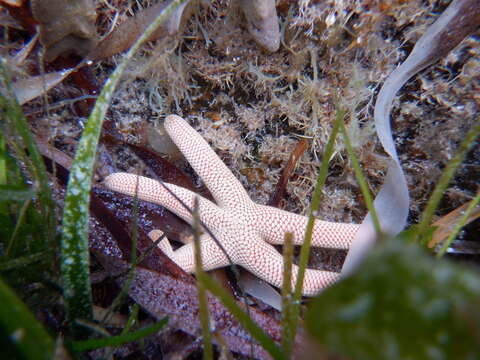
top-left (38, 120), bottom-right (288, 358)
top-left (95, 252), bottom-right (282, 359)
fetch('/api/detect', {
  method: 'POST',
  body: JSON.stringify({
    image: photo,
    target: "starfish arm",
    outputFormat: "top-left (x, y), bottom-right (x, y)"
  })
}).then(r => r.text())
top-left (151, 231), bottom-right (230, 273)
top-left (238, 239), bottom-right (341, 296)
top-left (299, 267), bottom-right (341, 296)
top-left (164, 115), bottom-right (254, 210)
top-left (104, 173), bottom-right (224, 229)
top-left (253, 204), bottom-right (359, 249)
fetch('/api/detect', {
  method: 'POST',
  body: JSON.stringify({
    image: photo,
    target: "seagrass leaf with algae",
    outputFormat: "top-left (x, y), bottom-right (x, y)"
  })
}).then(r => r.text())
top-left (59, 0), bottom-right (189, 331)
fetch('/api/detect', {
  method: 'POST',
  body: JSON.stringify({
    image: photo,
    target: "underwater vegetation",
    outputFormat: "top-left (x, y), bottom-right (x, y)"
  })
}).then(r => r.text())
top-left (0, 0), bottom-right (479, 359)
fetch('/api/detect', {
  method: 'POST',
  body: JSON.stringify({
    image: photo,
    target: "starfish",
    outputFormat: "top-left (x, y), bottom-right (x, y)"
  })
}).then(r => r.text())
top-left (104, 115), bottom-right (360, 296)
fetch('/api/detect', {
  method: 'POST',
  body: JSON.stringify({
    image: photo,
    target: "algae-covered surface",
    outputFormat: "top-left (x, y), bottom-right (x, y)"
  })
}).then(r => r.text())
top-left (4, 0), bottom-right (478, 268)
top-left (6, 0), bottom-right (476, 218)
top-left (104, 0), bottom-right (479, 221)
top-left (102, 1), bottom-right (479, 273)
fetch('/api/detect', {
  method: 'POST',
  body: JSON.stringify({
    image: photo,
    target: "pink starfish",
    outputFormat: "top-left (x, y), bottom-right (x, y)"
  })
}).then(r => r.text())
top-left (104, 115), bottom-right (359, 296)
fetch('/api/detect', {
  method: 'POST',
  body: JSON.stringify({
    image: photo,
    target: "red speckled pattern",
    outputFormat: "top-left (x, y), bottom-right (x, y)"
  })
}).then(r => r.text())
top-left (104, 115), bottom-right (360, 296)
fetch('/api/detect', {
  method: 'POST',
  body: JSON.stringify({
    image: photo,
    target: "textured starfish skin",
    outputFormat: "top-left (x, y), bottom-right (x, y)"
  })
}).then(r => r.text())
top-left (104, 115), bottom-right (359, 296)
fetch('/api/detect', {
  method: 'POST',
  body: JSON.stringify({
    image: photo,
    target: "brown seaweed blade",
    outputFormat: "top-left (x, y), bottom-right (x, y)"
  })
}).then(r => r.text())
top-left (95, 251), bottom-right (279, 359)
top-left (101, 133), bottom-right (234, 289)
top-left (102, 133), bottom-right (213, 201)
top-left (92, 187), bottom-right (192, 280)
top-left (37, 139), bottom-right (194, 278)
top-left (38, 137), bottom-right (286, 358)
